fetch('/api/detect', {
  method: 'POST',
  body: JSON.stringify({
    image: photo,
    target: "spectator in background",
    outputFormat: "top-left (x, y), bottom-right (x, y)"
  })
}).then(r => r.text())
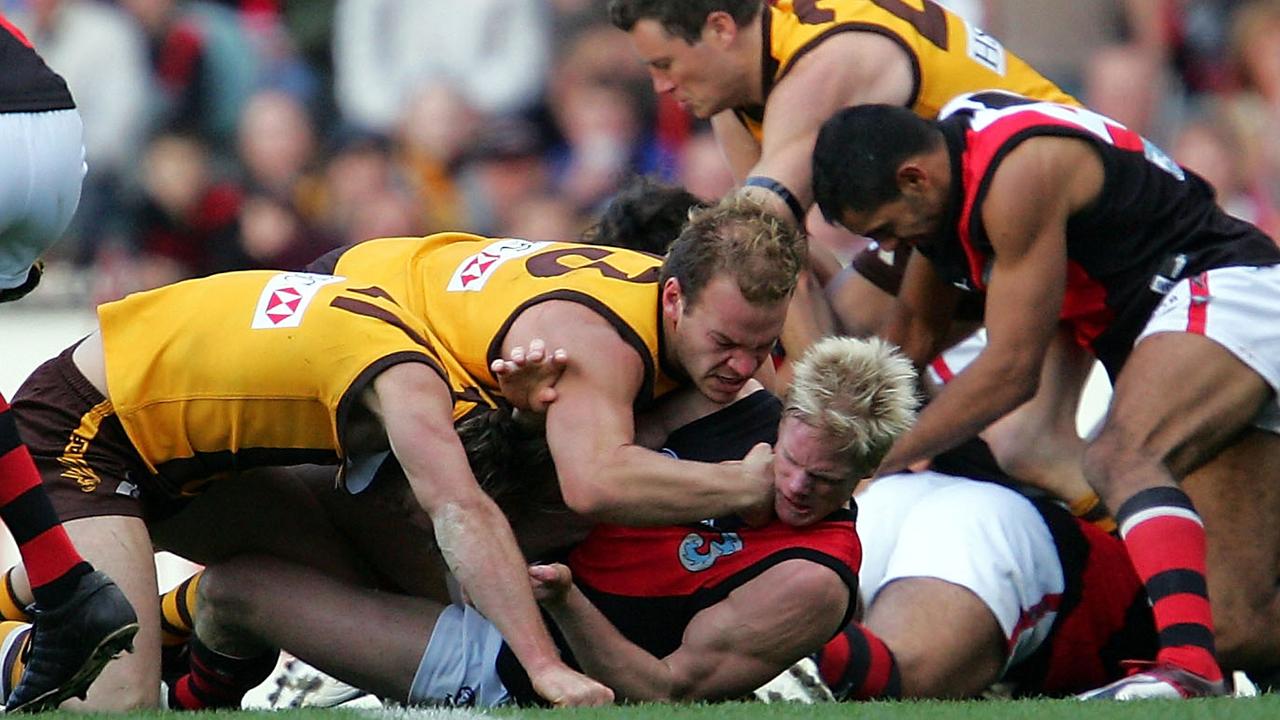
top-left (1216, 0), bottom-right (1280, 242)
top-left (133, 133), bottom-right (242, 281)
top-left (9, 0), bottom-right (150, 266)
top-left (234, 89), bottom-right (333, 265)
top-left (456, 115), bottom-right (553, 236)
top-left (332, 0), bottom-right (551, 135)
top-left (1173, 116), bottom-right (1280, 239)
top-left (393, 83), bottom-right (479, 233)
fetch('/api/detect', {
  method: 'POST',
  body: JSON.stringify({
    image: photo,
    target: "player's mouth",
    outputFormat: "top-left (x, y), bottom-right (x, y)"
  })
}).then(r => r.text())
top-left (709, 374), bottom-right (747, 393)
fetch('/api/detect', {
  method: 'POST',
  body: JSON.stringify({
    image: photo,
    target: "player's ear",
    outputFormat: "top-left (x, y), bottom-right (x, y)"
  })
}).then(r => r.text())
top-left (897, 163), bottom-right (928, 193)
top-left (661, 277), bottom-right (685, 319)
top-left (704, 10), bottom-right (738, 46)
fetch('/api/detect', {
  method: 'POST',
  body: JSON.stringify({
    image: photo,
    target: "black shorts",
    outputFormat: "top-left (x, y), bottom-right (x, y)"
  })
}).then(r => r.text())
top-left (10, 345), bottom-right (187, 522)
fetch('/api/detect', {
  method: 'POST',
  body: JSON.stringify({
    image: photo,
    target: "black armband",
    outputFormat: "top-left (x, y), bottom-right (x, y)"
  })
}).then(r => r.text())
top-left (744, 176), bottom-right (806, 225)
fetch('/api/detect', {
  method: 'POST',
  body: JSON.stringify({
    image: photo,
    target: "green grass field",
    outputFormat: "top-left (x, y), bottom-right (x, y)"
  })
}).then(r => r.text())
top-left (28, 696), bottom-right (1280, 720)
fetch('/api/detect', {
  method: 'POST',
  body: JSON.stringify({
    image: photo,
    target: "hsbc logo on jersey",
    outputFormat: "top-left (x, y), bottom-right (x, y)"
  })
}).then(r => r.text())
top-left (447, 239), bottom-right (549, 292)
top-left (251, 272), bottom-right (345, 329)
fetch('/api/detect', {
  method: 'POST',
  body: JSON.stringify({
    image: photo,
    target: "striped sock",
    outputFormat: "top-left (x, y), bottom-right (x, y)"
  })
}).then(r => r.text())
top-left (0, 620), bottom-right (32, 703)
top-left (168, 636), bottom-right (279, 710)
top-left (0, 569), bottom-right (32, 623)
top-left (1116, 486), bottom-right (1221, 683)
top-left (817, 623), bottom-right (902, 700)
top-left (0, 395), bottom-right (90, 610)
top-left (161, 572), bottom-right (202, 648)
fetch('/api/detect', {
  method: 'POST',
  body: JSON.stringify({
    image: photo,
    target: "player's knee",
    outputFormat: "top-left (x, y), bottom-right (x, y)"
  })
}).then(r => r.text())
top-left (196, 558), bottom-right (263, 636)
top-left (1082, 431), bottom-right (1159, 500)
top-left (1211, 584), bottom-right (1280, 672)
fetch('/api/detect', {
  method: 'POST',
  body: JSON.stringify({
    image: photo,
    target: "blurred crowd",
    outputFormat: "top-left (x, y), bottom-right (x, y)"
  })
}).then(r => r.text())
top-left (7, 0), bottom-right (1280, 305)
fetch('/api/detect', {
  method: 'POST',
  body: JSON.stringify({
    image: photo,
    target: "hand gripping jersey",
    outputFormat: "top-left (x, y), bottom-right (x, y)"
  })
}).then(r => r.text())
top-left (733, 0), bottom-right (1077, 139)
top-left (98, 270), bottom-right (452, 493)
top-left (921, 90), bottom-right (1280, 376)
top-left (323, 233), bottom-right (683, 410)
top-left (0, 14), bottom-right (74, 113)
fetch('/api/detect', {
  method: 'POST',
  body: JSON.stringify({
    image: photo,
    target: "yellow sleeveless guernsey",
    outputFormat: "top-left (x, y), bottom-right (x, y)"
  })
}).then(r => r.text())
top-left (99, 270), bottom-right (457, 487)
top-left (734, 0), bottom-right (1079, 139)
top-left (327, 233), bottom-right (683, 409)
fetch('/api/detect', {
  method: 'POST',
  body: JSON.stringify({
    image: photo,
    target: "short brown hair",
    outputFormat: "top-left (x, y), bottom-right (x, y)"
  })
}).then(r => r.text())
top-left (784, 337), bottom-right (918, 479)
top-left (660, 196), bottom-right (806, 307)
top-left (608, 0), bottom-right (763, 44)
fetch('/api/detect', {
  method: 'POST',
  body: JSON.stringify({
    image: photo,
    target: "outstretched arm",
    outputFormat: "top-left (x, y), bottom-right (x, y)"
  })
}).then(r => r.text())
top-left (532, 560), bottom-right (848, 701)
top-left (369, 362), bottom-right (611, 707)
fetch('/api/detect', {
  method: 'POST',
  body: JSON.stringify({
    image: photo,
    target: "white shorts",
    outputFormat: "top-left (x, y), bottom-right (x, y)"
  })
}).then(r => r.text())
top-left (855, 471), bottom-right (1065, 673)
top-left (409, 604), bottom-right (511, 708)
top-left (924, 329), bottom-right (986, 392)
top-left (1136, 265), bottom-right (1280, 433)
top-left (0, 108), bottom-right (85, 289)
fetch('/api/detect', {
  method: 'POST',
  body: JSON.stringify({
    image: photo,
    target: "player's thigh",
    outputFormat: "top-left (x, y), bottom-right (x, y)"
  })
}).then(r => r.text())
top-left (150, 467), bottom-right (373, 585)
top-left (865, 578), bottom-right (1005, 698)
top-left (1183, 429), bottom-right (1280, 671)
top-left (61, 514), bottom-right (162, 710)
top-left (1097, 331), bottom-right (1269, 474)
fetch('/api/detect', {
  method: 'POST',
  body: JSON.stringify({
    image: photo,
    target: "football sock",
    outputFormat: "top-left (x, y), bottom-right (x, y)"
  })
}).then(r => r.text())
top-left (0, 395), bottom-right (91, 611)
top-left (0, 569), bottom-right (32, 623)
top-left (817, 623), bottom-right (902, 700)
top-left (1069, 492), bottom-right (1117, 534)
top-left (1117, 486), bottom-right (1222, 683)
top-left (161, 572), bottom-right (202, 648)
top-left (0, 620), bottom-right (31, 703)
top-left (168, 635), bottom-right (279, 710)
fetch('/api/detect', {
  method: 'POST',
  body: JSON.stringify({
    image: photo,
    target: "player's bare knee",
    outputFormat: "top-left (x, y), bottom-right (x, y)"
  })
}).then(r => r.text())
top-left (196, 558), bottom-right (265, 639)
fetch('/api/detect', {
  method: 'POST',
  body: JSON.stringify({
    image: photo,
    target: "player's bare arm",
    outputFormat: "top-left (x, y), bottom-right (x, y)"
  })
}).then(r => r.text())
top-left (533, 560), bottom-right (847, 701)
top-left (876, 138), bottom-right (1101, 476)
top-left (504, 302), bottom-right (773, 525)
top-left (880, 250), bottom-right (964, 366)
top-left (366, 362), bottom-right (612, 707)
top-left (742, 32), bottom-right (914, 217)
top-left (711, 111), bottom-right (761, 182)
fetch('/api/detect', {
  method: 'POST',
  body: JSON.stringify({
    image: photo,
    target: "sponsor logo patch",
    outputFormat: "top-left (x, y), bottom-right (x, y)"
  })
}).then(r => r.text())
top-left (678, 531), bottom-right (743, 572)
top-left (252, 272), bottom-right (345, 329)
top-left (447, 239), bottom-right (549, 292)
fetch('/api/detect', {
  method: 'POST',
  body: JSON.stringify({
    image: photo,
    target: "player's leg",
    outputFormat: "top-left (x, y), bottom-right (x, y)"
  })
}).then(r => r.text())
top-left (1182, 429), bottom-right (1280, 676)
top-left (194, 554), bottom-right (448, 703)
top-left (862, 578), bottom-right (1005, 697)
top-left (0, 107), bottom-right (84, 302)
top-left (1081, 268), bottom-right (1280, 697)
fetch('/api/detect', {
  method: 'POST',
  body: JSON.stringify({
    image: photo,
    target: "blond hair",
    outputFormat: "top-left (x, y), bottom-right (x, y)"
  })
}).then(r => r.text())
top-left (661, 195), bottom-right (807, 306)
top-left (784, 337), bottom-right (918, 478)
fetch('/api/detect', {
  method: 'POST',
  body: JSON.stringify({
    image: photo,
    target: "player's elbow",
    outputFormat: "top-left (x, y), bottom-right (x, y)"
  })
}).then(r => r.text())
top-left (557, 472), bottom-right (620, 519)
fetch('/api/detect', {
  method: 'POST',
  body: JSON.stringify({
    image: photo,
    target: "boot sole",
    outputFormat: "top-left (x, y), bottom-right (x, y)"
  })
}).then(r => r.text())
top-left (6, 622), bottom-right (141, 713)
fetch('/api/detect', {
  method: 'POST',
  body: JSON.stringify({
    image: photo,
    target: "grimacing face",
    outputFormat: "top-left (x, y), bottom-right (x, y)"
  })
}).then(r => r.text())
top-left (665, 274), bottom-right (787, 405)
top-left (773, 415), bottom-right (856, 527)
top-left (626, 18), bottom-right (739, 119)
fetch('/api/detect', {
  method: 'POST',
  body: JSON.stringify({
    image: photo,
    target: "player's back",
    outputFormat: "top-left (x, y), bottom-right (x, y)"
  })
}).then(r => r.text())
top-left (735, 0), bottom-right (1077, 139)
top-left (328, 233), bottom-right (681, 405)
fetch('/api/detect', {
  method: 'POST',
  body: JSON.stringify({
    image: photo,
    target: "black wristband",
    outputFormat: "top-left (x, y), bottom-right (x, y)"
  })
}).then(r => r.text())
top-left (744, 176), bottom-right (806, 224)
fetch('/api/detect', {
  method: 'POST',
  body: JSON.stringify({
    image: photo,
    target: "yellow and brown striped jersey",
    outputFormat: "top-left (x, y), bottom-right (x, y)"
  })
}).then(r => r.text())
top-left (98, 270), bottom-right (470, 487)
top-left (325, 233), bottom-right (684, 409)
top-left (734, 0), bottom-right (1078, 139)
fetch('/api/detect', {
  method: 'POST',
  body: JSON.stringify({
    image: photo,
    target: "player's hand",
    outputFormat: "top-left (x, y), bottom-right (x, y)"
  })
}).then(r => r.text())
top-left (491, 338), bottom-right (568, 413)
top-left (872, 449), bottom-right (930, 479)
top-left (528, 562), bottom-right (573, 605)
top-left (529, 664), bottom-right (614, 707)
top-left (735, 442), bottom-right (776, 527)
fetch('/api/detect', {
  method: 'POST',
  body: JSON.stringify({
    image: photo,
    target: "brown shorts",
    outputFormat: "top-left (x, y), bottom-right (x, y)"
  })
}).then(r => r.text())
top-left (10, 345), bottom-right (186, 523)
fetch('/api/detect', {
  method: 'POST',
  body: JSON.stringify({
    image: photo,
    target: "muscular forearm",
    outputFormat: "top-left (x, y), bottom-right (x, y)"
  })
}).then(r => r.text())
top-left (880, 353), bottom-right (1038, 473)
top-left (562, 445), bottom-right (765, 525)
top-left (545, 587), bottom-right (677, 701)
top-left (426, 497), bottom-right (562, 675)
